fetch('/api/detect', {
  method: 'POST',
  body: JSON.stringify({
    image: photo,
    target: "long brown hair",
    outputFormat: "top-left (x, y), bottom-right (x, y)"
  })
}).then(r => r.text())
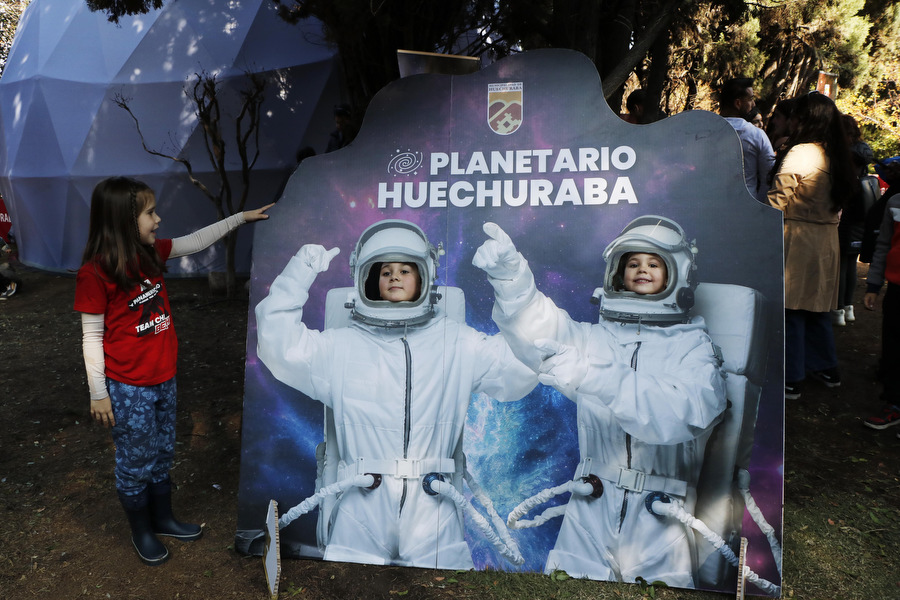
top-left (80, 176), bottom-right (166, 291)
top-left (769, 93), bottom-right (857, 211)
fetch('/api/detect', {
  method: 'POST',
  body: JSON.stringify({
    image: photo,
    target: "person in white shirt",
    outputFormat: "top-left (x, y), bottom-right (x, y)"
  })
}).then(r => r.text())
top-left (719, 77), bottom-right (776, 204)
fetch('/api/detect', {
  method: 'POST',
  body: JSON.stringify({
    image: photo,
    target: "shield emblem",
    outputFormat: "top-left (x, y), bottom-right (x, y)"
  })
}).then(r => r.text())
top-left (488, 82), bottom-right (523, 135)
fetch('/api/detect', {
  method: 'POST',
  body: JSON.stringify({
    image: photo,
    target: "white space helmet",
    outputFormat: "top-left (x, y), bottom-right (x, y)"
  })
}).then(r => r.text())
top-left (347, 219), bottom-right (442, 327)
top-left (592, 215), bottom-right (698, 324)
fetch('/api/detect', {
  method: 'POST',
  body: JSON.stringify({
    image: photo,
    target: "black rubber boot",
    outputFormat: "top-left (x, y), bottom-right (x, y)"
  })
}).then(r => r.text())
top-left (119, 490), bottom-right (169, 566)
top-left (148, 477), bottom-right (203, 541)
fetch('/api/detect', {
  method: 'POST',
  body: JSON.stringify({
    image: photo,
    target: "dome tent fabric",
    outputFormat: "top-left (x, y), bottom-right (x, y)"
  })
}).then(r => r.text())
top-left (0, 0), bottom-right (341, 274)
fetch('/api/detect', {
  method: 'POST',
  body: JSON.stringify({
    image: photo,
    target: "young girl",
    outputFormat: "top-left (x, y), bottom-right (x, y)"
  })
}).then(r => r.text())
top-left (255, 219), bottom-right (536, 569)
top-left (74, 176), bottom-right (271, 566)
top-left (616, 251), bottom-right (668, 295)
top-left (369, 261), bottom-right (421, 302)
top-left (474, 216), bottom-right (726, 587)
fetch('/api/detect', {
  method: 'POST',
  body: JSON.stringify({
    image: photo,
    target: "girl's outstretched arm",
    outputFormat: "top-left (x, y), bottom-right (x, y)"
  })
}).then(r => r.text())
top-left (170, 203), bottom-right (274, 258)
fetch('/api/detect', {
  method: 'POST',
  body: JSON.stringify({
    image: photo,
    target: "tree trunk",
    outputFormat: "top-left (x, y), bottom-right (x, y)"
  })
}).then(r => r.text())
top-left (601, 0), bottom-right (684, 100)
top-left (599, 0), bottom-right (638, 107)
top-left (225, 230), bottom-right (237, 298)
top-left (643, 28), bottom-right (670, 122)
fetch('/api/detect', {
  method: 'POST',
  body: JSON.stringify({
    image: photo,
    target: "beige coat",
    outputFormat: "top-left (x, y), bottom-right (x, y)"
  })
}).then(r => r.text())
top-left (767, 143), bottom-right (840, 312)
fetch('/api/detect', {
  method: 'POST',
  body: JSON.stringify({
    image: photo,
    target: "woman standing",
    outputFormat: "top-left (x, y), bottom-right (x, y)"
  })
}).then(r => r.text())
top-left (767, 93), bottom-right (857, 400)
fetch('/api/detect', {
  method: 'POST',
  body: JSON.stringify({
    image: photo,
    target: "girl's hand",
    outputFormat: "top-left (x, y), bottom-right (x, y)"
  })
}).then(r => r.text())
top-left (243, 203), bottom-right (275, 222)
top-left (91, 397), bottom-right (115, 428)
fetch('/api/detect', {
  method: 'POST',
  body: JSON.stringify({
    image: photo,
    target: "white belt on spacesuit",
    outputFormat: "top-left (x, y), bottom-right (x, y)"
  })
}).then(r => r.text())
top-left (576, 458), bottom-right (688, 497)
top-left (343, 457), bottom-right (462, 479)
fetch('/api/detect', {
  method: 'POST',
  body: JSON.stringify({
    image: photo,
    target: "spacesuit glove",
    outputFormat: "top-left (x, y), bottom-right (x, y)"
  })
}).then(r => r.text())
top-left (534, 338), bottom-right (588, 400)
top-left (297, 244), bottom-right (340, 273)
top-left (472, 222), bottom-right (526, 281)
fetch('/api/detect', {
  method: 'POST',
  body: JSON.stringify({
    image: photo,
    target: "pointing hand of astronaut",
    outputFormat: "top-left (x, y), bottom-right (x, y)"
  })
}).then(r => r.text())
top-left (473, 221), bottom-right (590, 399)
top-left (471, 222), bottom-right (527, 281)
top-left (297, 244), bottom-right (341, 273)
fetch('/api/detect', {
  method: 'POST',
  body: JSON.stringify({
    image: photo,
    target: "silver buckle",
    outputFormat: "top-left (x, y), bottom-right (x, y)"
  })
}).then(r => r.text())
top-left (577, 457), bottom-right (593, 479)
top-left (394, 459), bottom-right (417, 479)
top-left (616, 468), bottom-right (645, 493)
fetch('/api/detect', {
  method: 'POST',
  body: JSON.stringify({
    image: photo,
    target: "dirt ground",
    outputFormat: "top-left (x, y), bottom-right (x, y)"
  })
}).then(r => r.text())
top-left (1, 262), bottom-right (898, 600)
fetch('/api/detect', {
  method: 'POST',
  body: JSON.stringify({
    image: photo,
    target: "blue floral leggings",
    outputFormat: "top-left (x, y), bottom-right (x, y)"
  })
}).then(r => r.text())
top-left (108, 377), bottom-right (177, 497)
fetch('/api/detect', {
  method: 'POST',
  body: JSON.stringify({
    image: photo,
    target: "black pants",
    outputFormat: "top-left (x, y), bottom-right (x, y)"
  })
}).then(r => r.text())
top-left (837, 253), bottom-right (859, 308)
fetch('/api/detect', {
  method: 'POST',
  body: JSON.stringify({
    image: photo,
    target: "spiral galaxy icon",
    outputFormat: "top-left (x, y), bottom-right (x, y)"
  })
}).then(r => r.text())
top-left (388, 150), bottom-right (424, 176)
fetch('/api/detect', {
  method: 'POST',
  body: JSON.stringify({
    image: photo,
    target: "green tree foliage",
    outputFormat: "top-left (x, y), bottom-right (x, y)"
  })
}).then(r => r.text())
top-left (66, 0), bottom-right (900, 154)
top-left (487, 0), bottom-right (699, 121)
top-left (269, 0), bottom-right (497, 135)
top-left (837, 0), bottom-right (900, 157)
top-left (657, 1), bottom-right (764, 115)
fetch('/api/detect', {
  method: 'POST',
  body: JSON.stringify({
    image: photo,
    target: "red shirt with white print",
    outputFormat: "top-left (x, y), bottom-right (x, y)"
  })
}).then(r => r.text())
top-left (74, 239), bottom-right (177, 386)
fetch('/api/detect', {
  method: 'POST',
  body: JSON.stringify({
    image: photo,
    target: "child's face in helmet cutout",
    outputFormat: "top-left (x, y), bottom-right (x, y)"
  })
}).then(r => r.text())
top-left (622, 252), bottom-right (668, 295)
top-left (378, 262), bottom-right (422, 302)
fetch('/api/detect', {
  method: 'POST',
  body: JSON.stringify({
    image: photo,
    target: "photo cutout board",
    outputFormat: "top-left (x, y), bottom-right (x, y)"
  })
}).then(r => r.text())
top-left (237, 48), bottom-right (784, 596)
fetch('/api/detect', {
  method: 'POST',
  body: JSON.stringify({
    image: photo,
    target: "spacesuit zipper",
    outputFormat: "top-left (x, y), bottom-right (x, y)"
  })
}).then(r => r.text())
top-left (399, 336), bottom-right (412, 513)
top-left (618, 341), bottom-right (641, 533)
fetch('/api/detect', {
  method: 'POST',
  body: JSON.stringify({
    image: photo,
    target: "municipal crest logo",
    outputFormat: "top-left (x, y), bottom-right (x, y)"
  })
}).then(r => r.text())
top-left (488, 82), bottom-right (523, 135)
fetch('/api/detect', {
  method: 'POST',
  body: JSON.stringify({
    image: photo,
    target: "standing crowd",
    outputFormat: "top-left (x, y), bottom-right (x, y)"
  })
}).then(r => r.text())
top-left (716, 77), bottom-right (900, 436)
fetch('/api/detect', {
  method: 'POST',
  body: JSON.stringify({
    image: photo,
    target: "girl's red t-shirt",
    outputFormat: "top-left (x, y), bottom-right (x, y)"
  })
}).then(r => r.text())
top-left (74, 239), bottom-right (177, 386)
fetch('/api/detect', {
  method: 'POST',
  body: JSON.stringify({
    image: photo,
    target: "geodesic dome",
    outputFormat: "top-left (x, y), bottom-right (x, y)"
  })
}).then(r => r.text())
top-left (0, 0), bottom-right (341, 274)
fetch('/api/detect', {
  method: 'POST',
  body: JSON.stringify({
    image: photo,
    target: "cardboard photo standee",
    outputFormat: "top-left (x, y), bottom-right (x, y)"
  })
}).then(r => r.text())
top-left (237, 48), bottom-right (785, 596)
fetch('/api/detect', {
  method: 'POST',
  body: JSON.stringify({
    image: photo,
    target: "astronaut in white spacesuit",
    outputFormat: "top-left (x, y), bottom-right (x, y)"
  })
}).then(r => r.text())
top-left (473, 216), bottom-right (727, 587)
top-left (255, 219), bottom-right (537, 569)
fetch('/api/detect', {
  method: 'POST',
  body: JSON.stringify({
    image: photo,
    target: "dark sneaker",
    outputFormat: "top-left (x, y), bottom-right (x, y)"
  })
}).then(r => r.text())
top-left (808, 367), bottom-right (841, 388)
top-left (785, 381), bottom-right (802, 400)
top-left (864, 405), bottom-right (900, 430)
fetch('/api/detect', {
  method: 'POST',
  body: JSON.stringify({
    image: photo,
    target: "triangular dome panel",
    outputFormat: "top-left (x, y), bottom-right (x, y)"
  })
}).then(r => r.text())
top-left (114, 4), bottom-right (222, 84)
top-left (234, 4), bottom-right (334, 71)
top-left (61, 181), bottom-right (91, 263)
top-left (12, 86), bottom-right (67, 177)
top-left (0, 79), bottom-right (37, 166)
top-left (70, 81), bottom-right (198, 177)
top-left (41, 79), bottom-right (107, 170)
top-left (29, 0), bottom-right (84, 76)
top-left (7, 176), bottom-right (70, 270)
top-left (0, 4), bottom-right (42, 82)
top-left (0, 0), bottom-right (340, 273)
top-left (42, 10), bottom-right (155, 83)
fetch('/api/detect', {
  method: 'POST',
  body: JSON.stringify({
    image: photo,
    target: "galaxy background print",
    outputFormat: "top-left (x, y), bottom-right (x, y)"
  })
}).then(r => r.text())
top-left (237, 49), bottom-right (784, 591)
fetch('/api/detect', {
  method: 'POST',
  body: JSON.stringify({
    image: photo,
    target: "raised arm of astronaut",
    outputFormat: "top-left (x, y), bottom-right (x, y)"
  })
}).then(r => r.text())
top-left (255, 244), bottom-right (341, 403)
top-left (535, 333), bottom-right (726, 445)
top-left (473, 222), bottom-right (591, 371)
